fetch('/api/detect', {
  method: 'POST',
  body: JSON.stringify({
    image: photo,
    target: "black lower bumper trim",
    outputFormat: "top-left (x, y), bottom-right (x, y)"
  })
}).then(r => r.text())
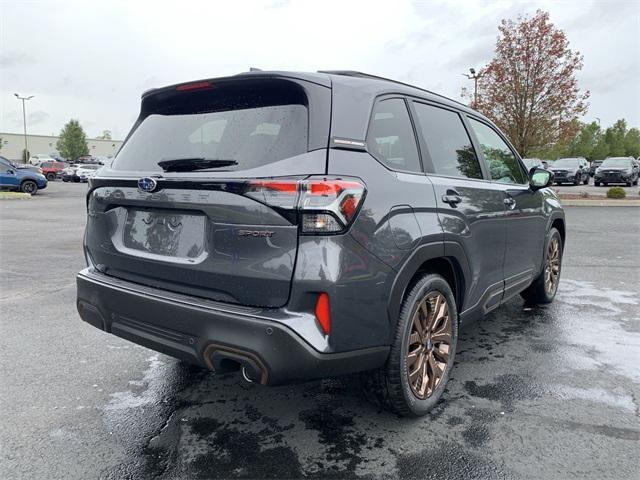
top-left (76, 269), bottom-right (389, 385)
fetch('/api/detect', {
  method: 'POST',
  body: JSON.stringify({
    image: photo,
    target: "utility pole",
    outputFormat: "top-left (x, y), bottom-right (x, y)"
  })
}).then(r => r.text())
top-left (14, 93), bottom-right (34, 162)
top-left (462, 68), bottom-right (483, 104)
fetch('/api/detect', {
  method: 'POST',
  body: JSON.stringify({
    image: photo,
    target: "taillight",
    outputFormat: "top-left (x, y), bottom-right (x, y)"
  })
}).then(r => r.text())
top-left (175, 81), bottom-right (212, 91)
top-left (244, 177), bottom-right (366, 234)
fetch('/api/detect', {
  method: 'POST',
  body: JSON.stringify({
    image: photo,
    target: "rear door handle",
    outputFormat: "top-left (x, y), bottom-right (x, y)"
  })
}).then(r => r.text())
top-left (442, 189), bottom-right (462, 206)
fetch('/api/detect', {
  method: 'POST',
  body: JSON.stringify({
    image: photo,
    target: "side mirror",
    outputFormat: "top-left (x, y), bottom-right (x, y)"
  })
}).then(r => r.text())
top-left (7, 169), bottom-right (15, 175)
top-left (530, 168), bottom-right (553, 190)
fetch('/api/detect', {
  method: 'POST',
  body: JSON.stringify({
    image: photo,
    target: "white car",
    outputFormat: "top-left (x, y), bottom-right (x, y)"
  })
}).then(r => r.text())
top-left (76, 164), bottom-right (101, 182)
top-left (29, 154), bottom-right (56, 165)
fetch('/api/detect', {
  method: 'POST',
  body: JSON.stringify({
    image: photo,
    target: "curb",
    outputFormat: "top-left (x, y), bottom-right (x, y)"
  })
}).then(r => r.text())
top-left (0, 193), bottom-right (32, 200)
top-left (559, 198), bottom-right (640, 206)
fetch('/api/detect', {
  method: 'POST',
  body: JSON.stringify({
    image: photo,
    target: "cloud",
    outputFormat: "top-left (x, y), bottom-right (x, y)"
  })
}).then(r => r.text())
top-left (0, 51), bottom-right (36, 68)
top-left (28, 111), bottom-right (50, 125)
top-left (0, 0), bottom-right (637, 137)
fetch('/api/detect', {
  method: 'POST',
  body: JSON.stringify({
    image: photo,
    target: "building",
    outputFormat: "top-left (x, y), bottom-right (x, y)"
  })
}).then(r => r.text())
top-left (0, 132), bottom-right (123, 161)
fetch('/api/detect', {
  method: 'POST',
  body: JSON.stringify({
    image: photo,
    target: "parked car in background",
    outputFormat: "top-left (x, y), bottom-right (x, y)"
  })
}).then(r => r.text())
top-left (0, 156), bottom-right (44, 175)
top-left (522, 158), bottom-right (544, 171)
top-left (0, 156), bottom-right (47, 194)
top-left (28, 154), bottom-right (56, 166)
top-left (61, 164), bottom-right (80, 182)
top-left (76, 164), bottom-right (101, 182)
top-left (541, 160), bottom-right (549, 169)
top-left (589, 160), bottom-right (603, 177)
top-left (39, 161), bottom-right (68, 181)
top-left (50, 153), bottom-right (67, 162)
top-left (76, 70), bottom-right (565, 417)
top-left (548, 157), bottom-right (590, 185)
top-left (76, 155), bottom-right (102, 165)
top-left (92, 155), bottom-right (112, 165)
top-left (594, 157), bottom-right (639, 186)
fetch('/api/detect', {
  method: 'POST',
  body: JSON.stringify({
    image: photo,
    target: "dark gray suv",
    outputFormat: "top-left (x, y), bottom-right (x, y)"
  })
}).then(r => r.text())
top-left (76, 71), bottom-right (564, 416)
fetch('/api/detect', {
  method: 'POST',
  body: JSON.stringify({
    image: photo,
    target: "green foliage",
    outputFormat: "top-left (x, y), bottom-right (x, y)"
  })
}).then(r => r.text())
top-left (531, 119), bottom-right (640, 160)
top-left (624, 128), bottom-right (640, 158)
top-left (606, 187), bottom-right (626, 199)
top-left (96, 129), bottom-right (112, 140)
top-left (56, 120), bottom-right (89, 161)
top-left (605, 120), bottom-right (627, 157)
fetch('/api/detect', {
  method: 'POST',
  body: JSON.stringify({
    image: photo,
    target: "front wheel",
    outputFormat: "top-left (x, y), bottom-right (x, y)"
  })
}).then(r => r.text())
top-left (20, 180), bottom-right (38, 195)
top-left (46, 173), bottom-right (56, 181)
top-left (361, 273), bottom-right (458, 417)
top-left (583, 176), bottom-right (589, 185)
top-left (595, 181), bottom-right (600, 186)
top-left (521, 228), bottom-right (563, 304)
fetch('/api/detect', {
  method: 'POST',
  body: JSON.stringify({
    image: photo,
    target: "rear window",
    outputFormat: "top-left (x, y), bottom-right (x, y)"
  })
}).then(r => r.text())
top-left (113, 83), bottom-right (308, 173)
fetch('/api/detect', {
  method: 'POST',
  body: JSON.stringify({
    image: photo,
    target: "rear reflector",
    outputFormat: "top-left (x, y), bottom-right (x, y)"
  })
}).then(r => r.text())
top-left (314, 293), bottom-right (330, 335)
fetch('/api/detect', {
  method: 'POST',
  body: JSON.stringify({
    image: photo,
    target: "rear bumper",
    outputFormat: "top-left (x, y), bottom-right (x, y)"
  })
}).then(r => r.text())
top-left (76, 268), bottom-right (389, 385)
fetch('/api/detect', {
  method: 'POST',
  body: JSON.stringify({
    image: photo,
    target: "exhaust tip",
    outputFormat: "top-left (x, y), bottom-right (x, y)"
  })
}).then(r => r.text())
top-left (203, 343), bottom-right (269, 385)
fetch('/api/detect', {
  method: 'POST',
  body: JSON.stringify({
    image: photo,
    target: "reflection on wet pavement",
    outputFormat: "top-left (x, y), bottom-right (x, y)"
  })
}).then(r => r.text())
top-left (100, 278), bottom-right (640, 479)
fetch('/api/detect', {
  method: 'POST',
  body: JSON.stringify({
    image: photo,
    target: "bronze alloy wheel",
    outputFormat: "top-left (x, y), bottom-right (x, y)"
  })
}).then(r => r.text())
top-left (545, 237), bottom-right (561, 295)
top-left (406, 292), bottom-right (452, 400)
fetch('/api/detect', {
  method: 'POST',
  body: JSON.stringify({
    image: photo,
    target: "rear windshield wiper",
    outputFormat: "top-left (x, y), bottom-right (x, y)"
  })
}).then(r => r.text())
top-left (157, 158), bottom-right (238, 172)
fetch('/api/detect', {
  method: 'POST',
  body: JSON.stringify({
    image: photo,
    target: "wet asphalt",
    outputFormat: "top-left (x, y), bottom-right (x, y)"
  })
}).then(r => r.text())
top-left (1, 182), bottom-right (639, 479)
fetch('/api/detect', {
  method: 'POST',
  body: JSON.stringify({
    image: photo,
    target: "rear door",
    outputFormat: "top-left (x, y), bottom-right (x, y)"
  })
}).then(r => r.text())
top-left (85, 76), bottom-right (331, 307)
top-left (410, 100), bottom-right (507, 316)
top-left (466, 117), bottom-right (546, 300)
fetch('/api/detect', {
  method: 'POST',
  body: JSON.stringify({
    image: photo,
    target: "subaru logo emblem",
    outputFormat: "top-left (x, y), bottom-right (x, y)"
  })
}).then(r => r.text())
top-left (138, 177), bottom-right (157, 193)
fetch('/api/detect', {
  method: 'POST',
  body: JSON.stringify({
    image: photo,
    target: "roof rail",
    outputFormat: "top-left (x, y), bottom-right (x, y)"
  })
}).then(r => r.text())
top-left (318, 70), bottom-right (469, 109)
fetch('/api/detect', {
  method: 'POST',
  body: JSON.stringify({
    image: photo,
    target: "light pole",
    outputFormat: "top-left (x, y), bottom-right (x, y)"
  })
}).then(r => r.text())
top-left (14, 93), bottom-right (34, 162)
top-left (462, 68), bottom-right (483, 104)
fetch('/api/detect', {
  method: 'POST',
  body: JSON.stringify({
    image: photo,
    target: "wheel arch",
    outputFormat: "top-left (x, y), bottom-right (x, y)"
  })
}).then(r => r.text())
top-left (387, 242), bottom-right (468, 338)
top-left (549, 215), bottom-right (566, 245)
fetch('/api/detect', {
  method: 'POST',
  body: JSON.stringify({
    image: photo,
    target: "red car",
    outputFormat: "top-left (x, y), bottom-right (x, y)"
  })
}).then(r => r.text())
top-left (39, 161), bottom-right (67, 181)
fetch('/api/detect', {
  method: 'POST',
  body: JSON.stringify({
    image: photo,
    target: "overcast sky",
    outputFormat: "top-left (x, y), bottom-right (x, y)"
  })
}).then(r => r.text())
top-left (1, 0), bottom-right (638, 140)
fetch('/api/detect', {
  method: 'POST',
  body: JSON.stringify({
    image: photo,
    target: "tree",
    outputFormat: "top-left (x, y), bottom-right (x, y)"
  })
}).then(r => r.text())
top-left (624, 128), bottom-right (640, 158)
top-left (472, 10), bottom-right (589, 157)
top-left (604, 119), bottom-right (628, 157)
top-left (568, 121), bottom-right (600, 160)
top-left (96, 129), bottom-right (112, 140)
top-left (56, 120), bottom-right (89, 161)
top-left (591, 134), bottom-right (610, 160)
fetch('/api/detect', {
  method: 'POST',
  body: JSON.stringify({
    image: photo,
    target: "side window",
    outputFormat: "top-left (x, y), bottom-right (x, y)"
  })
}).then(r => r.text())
top-left (413, 102), bottom-right (483, 179)
top-left (0, 161), bottom-right (11, 173)
top-left (367, 98), bottom-right (421, 173)
top-left (468, 118), bottom-right (527, 184)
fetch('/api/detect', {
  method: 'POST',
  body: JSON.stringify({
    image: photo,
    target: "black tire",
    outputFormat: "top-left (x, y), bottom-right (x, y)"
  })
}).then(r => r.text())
top-left (594, 181), bottom-right (600, 186)
top-left (73, 177), bottom-right (80, 183)
top-left (521, 227), bottom-right (563, 304)
top-left (361, 273), bottom-right (458, 417)
top-left (626, 181), bottom-right (632, 187)
top-left (20, 180), bottom-right (38, 195)
top-left (46, 173), bottom-right (56, 181)
top-left (604, 183), bottom-right (608, 186)
top-left (583, 176), bottom-right (589, 185)
top-left (633, 178), bottom-right (638, 186)
top-left (62, 178), bottom-right (69, 182)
